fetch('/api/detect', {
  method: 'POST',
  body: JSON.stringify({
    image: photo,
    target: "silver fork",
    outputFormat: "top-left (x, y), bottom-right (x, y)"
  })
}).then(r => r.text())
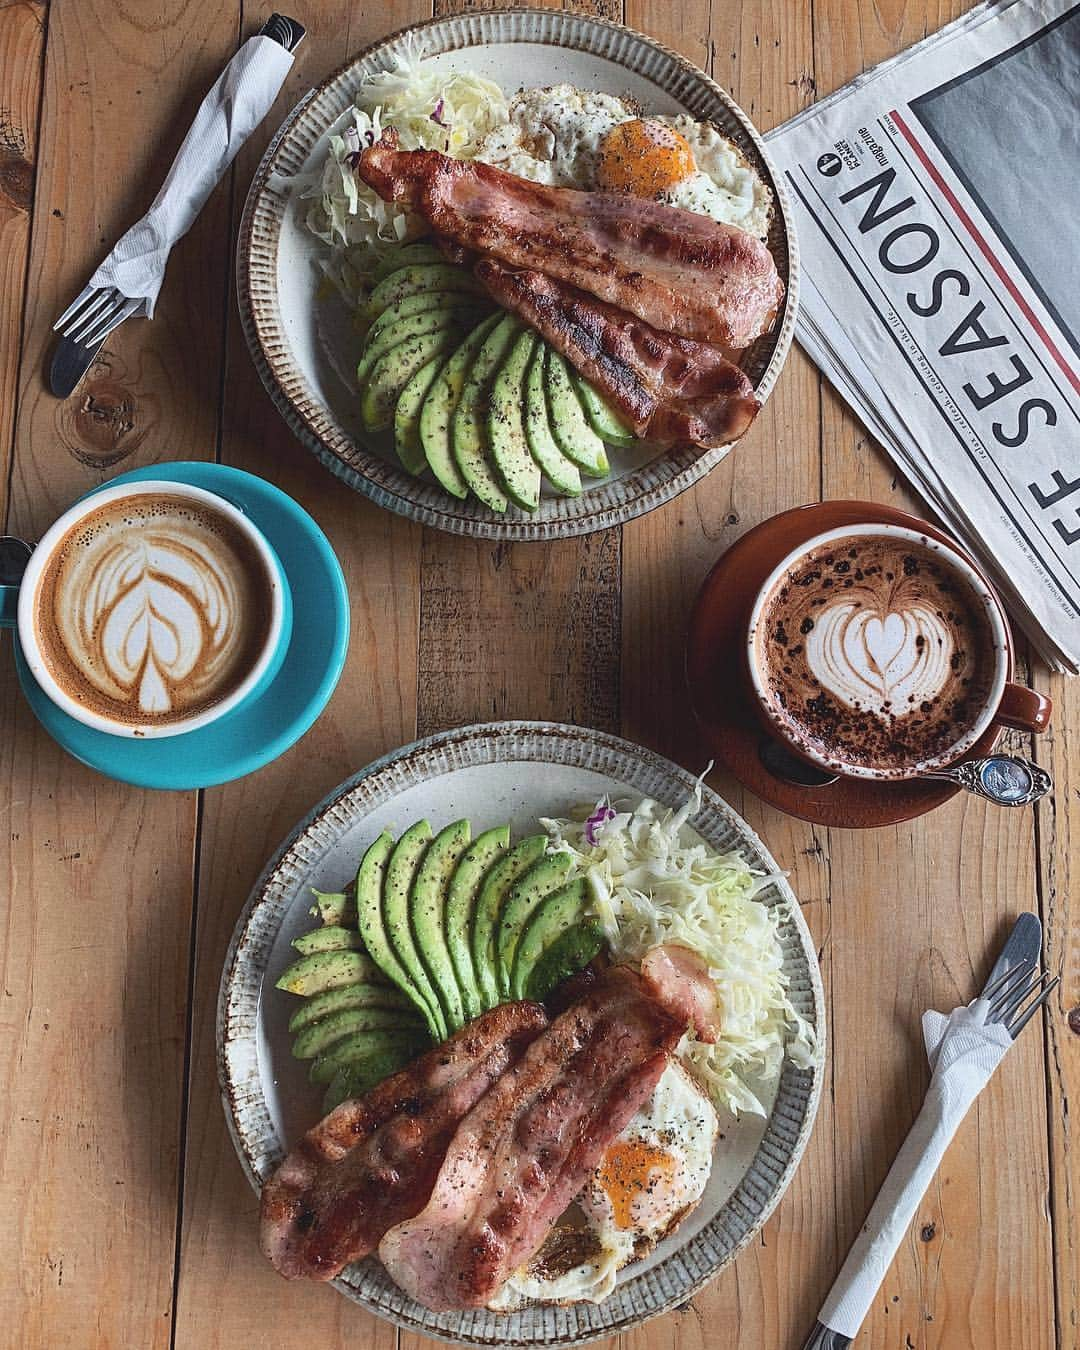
top-left (53, 286), bottom-right (144, 352)
top-left (803, 921), bottom-right (1059, 1349)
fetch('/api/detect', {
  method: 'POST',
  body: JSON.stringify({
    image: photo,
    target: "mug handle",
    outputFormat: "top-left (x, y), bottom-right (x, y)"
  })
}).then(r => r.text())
top-left (0, 536), bottom-right (33, 629)
top-left (998, 681), bottom-right (1052, 734)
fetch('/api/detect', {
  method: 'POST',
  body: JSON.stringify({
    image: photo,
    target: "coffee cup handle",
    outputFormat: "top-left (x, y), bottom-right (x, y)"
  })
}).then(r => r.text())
top-left (997, 681), bottom-right (1052, 734)
top-left (0, 536), bottom-right (32, 630)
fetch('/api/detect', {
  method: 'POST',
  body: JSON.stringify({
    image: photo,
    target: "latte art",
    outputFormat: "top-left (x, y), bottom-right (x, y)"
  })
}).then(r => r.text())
top-left (755, 533), bottom-right (996, 773)
top-left (804, 600), bottom-right (954, 717)
top-left (35, 494), bottom-right (273, 726)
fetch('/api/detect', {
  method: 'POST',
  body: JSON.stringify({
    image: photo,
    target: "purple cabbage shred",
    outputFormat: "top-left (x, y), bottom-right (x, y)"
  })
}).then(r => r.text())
top-left (584, 805), bottom-right (616, 847)
top-left (430, 97), bottom-right (448, 127)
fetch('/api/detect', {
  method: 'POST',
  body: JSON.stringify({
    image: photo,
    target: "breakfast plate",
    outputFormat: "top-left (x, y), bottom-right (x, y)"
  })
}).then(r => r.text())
top-left (237, 9), bottom-right (798, 541)
top-left (218, 721), bottom-right (823, 1344)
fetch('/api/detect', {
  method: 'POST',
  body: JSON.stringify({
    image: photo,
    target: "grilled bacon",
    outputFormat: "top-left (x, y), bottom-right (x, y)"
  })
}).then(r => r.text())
top-left (260, 1001), bottom-right (548, 1282)
top-left (358, 131), bottom-right (783, 349)
top-left (378, 952), bottom-right (717, 1312)
top-left (475, 260), bottom-right (759, 448)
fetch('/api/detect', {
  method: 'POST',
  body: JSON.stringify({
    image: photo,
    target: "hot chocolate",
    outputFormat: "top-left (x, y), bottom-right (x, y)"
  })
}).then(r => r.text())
top-left (753, 532), bottom-right (997, 773)
top-left (33, 492), bottom-right (274, 728)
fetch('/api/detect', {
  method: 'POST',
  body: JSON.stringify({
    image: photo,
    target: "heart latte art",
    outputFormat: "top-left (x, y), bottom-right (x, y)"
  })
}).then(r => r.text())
top-left (35, 495), bottom-right (273, 726)
top-left (803, 600), bottom-right (954, 716)
top-left (757, 533), bottom-right (995, 772)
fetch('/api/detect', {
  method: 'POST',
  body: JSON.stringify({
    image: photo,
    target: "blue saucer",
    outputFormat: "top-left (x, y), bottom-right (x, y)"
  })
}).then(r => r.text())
top-left (15, 463), bottom-right (349, 790)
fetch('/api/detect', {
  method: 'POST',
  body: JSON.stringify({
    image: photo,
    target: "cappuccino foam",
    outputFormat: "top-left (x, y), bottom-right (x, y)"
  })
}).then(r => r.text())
top-left (35, 493), bottom-right (273, 727)
top-left (756, 534), bottom-right (996, 772)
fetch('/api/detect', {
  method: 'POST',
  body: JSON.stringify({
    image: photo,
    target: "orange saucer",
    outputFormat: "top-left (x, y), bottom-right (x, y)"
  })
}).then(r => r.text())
top-left (685, 502), bottom-right (1003, 828)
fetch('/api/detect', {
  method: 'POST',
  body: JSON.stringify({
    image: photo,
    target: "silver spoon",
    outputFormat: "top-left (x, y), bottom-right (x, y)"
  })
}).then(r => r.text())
top-left (758, 739), bottom-right (1052, 806)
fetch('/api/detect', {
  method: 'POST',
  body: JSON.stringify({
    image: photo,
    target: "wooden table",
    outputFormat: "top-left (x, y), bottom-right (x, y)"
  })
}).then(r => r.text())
top-left (0, 1), bottom-right (1075, 1346)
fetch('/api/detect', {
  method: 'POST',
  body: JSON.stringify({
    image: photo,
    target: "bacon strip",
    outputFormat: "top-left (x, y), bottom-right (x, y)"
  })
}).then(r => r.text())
top-left (475, 260), bottom-right (759, 448)
top-left (378, 952), bottom-right (717, 1312)
top-left (358, 132), bottom-right (783, 348)
top-left (260, 1002), bottom-right (548, 1281)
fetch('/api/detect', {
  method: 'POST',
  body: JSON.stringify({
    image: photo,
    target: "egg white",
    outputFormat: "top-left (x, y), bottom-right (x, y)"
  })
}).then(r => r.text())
top-left (474, 84), bottom-right (772, 239)
top-left (488, 1060), bottom-right (719, 1309)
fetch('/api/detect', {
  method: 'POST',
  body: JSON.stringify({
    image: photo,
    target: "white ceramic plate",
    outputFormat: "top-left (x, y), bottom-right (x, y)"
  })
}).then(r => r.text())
top-left (237, 9), bottom-right (798, 540)
top-left (218, 721), bottom-right (824, 1345)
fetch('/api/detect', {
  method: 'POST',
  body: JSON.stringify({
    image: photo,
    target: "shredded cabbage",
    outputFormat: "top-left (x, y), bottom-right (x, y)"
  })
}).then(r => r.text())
top-left (299, 40), bottom-right (508, 298)
top-left (541, 776), bottom-right (818, 1118)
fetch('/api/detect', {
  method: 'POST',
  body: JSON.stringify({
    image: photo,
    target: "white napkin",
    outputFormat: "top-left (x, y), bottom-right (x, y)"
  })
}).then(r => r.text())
top-left (817, 1000), bottom-right (1012, 1339)
top-left (89, 35), bottom-right (294, 317)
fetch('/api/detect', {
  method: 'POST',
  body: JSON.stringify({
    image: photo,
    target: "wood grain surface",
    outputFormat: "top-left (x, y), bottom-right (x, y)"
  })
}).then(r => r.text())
top-left (0, 1), bottom-right (1075, 1348)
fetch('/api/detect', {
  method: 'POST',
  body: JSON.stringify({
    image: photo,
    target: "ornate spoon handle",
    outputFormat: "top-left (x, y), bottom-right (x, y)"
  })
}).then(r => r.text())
top-left (919, 755), bottom-right (1051, 805)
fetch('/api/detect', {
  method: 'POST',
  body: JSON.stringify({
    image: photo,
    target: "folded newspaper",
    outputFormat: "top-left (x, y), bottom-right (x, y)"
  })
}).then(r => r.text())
top-left (767, 0), bottom-right (1080, 672)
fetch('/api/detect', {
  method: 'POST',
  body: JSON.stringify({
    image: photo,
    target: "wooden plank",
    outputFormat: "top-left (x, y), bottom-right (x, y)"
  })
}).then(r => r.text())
top-left (1035, 667), bottom-right (1079, 1350)
top-left (0, 0), bottom-right (45, 523)
top-left (0, 1), bottom-right (237, 1346)
top-left (616, 3), bottom-right (833, 1347)
top-left (168, 3), bottom-right (427, 1347)
top-left (813, 3), bottom-right (1055, 1347)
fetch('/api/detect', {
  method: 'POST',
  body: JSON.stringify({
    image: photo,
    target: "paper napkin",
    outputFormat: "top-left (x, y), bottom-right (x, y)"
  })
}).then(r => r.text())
top-left (817, 1000), bottom-right (1012, 1339)
top-left (89, 35), bottom-right (294, 316)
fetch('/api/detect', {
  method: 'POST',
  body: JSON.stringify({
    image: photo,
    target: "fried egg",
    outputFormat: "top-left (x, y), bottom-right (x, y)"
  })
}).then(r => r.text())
top-left (488, 1061), bottom-right (720, 1309)
top-left (475, 85), bottom-right (772, 239)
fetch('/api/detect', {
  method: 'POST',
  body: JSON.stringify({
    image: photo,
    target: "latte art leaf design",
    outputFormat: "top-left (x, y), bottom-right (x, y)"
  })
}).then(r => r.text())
top-left (62, 527), bottom-right (252, 716)
top-left (804, 600), bottom-right (954, 717)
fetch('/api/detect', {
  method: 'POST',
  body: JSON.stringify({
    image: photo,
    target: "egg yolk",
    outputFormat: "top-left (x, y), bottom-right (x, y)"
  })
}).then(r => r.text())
top-left (595, 1139), bottom-right (678, 1230)
top-left (596, 120), bottom-right (695, 197)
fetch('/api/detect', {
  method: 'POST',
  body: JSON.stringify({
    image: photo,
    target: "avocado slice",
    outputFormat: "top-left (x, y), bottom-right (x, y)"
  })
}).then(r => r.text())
top-left (354, 830), bottom-right (433, 1031)
top-left (524, 344), bottom-right (582, 497)
top-left (292, 1004), bottom-right (424, 1060)
top-left (383, 821), bottom-right (448, 1040)
top-left (364, 287), bottom-right (472, 338)
top-left (365, 264), bottom-right (485, 321)
top-left (544, 349), bottom-right (609, 476)
top-left (371, 242), bottom-right (446, 283)
top-left (322, 1040), bottom-right (422, 1112)
top-left (290, 925), bottom-right (366, 956)
top-left (287, 981), bottom-right (413, 1034)
top-left (445, 825), bottom-right (510, 1022)
top-left (410, 819), bottom-right (471, 1033)
top-left (357, 304), bottom-right (484, 386)
top-left (570, 370), bottom-right (636, 446)
top-left (360, 328), bottom-right (465, 433)
top-left (472, 835), bottom-right (548, 1010)
top-left (496, 852), bottom-right (574, 997)
top-left (395, 355), bottom-right (445, 475)
top-left (310, 1027), bottom-right (427, 1085)
top-left (419, 313), bottom-right (502, 499)
top-left (510, 878), bottom-right (588, 999)
top-left (309, 887), bottom-right (355, 927)
top-left (525, 920), bottom-right (605, 1003)
top-left (489, 329), bottom-right (542, 510)
top-left (452, 314), bottom-right (523, 512)
top-left (275, 949), bottom-right (383, 997)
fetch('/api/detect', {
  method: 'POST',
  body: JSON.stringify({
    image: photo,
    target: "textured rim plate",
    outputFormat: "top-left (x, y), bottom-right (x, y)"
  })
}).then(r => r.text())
top-left (218, 721), bottom-right (824, 1345)
top-left (237, 8), bottom-right (799, 541)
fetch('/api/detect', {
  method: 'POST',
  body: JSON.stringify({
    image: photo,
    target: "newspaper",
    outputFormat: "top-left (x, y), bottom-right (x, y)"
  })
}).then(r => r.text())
top-left (766, 0), bottom-right (1080, 672)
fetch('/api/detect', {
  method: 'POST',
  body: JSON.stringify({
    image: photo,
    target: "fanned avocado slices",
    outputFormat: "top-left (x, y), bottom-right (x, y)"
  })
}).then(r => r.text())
top-left (276, 949), bottom-right (384, 997)
top-left (382, 821), bottom-right (448, 1040)
top-left (489, 329), bottom-right (541, 510)
top-left (510, 877), bottom-right (589, 1000)
top-left (292, 1004), bottom-right (425, 1060)
top-left (419, 312), bottom-right (502, 499)
top-left (357, 304), bottom-right (484, 386)
top-left (452, 313), bottom-right (523, 511)
top-left (409, 819), bottom-right (471, 1033)
top-left (524, 344), bottom-right (582, 497)
top-left (471, 834), bottom-right (548, 1010)
top-left (354, 831), bottom-right (433, 1024)
top-left (395, 355), bottom-right (446, 475)
top-left (365, 263), bottom-right (485, 320)
top-left (445, 825), bottom-right (510, 1022)
top-left (526, 921), bottom-right (605, 1003)
top-left (310, 1027), bottom-right (428, 1085)
top-left (309, 887), bottom-right (355, 926)
top-left (322, 1040), bottom-right (422, 1112)
top-left (544, 349), bottom-right (609, 476)
top-left (495, 852), bottom-right (574, 997)
top-left (371, 242), bottom-right (448, 283)
top-left (290, 925), bottom-right (366, 956)
top-left (570, 369), bottom-right (636, 446)
top-left (287, 981), bottom-right (413, 1034)
top-left (360, 328), bottom-right (466, 433)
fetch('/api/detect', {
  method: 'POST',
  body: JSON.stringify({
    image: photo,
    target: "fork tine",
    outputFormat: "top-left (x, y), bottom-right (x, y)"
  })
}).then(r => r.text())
top-left (981, 958), bottom-right (1034, 1003)
top-left (983, 960), bottom-right (1035, 1019)
top-left (989, 967), bottom-right (1048, 1025)
top-left (53, 283), bottom-right (102, 333)
top-left (81, 295), bottom-right (141, 347)
top-left (69, 291), bottom-right (121, 343)
top-left (1007, 975), bottom-right (1060, 1039)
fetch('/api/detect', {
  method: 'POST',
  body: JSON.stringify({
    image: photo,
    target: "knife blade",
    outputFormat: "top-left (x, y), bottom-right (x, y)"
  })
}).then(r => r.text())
top-left (49, 335), bottom-right (104, 399)
top-left (981, 912), bottom-right (1042, 998)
